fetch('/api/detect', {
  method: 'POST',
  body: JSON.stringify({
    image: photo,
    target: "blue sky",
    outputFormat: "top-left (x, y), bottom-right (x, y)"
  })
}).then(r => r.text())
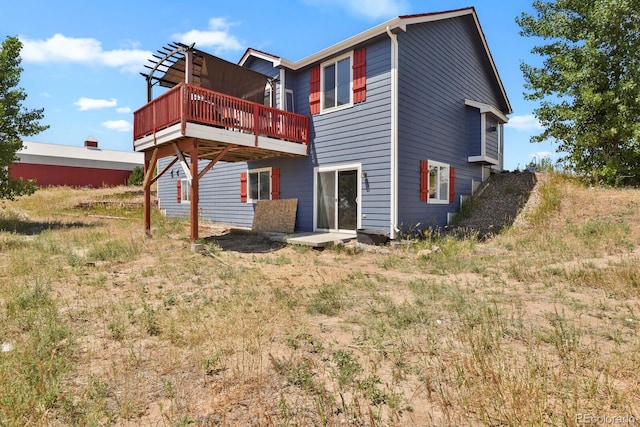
top-left (3, 0), bottom-right (554, 170)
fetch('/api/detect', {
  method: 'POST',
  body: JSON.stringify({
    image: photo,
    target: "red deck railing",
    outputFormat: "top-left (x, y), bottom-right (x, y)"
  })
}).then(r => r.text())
top-left (133, 83), bottom-right (309, 146)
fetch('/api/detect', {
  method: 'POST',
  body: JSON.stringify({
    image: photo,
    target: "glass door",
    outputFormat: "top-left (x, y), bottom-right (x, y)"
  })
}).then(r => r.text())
top-left (316, 166), bottom-right (359, 232)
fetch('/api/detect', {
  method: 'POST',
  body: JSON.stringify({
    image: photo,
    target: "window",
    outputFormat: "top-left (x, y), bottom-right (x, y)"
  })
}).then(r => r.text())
top-left (240, 167), bottom-right (280, 203)
top-left (177, 179), bottom-right (190, 204)
top-left (322, 53), bottom-right (352, 111)
top-left (285, 89), bottom-right (295, 112)
top-left (249, 168), bottom-right (271, 201)
top-left (420, 160), bottom-right (455, 204)
top-left (309, 48), bottom-right (365, 115)
top-left (264, 83), bottom-right (273, 107)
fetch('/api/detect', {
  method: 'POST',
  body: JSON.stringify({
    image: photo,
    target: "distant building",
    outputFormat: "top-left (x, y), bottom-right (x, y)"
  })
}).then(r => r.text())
top-left (11, 137), bottom-right (144, 188)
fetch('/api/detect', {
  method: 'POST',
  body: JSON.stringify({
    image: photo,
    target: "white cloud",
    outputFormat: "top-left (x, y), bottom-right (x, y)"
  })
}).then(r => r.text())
top-left (20, 34), bottom-right (151, 72)
top-left (505, 114), bottom-right (543, 132)
top-left (74, 97), bottom-right (117, 111)
top-left (102, 120), bottom-right (132, 132)
top-left (116, 107), bottom-right (132, 114)
top-left (171, 17), bottom-right (243, 53)
top-left (304, 0), bottom-right (410, 20)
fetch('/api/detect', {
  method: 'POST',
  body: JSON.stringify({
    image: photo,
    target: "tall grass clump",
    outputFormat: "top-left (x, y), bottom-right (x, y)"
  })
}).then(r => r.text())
top-left (525, 171), bottom-right (564, 225)
top-left (0, 281), bottom-right (73, 425)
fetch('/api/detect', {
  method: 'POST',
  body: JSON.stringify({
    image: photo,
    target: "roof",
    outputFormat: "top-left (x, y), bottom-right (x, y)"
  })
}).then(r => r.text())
top-left (239, 7), bottom-right (512, 114)
top-left (17, 141), bottom-right (143, 166)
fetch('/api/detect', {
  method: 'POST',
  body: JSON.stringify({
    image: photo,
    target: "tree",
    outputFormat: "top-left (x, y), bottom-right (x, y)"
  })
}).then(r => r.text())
top-left (517, 0), bottom-right (640, 185)
top-left (0, 36), bottom-right (48, 199)
top-left (127, 166), bottom-right (144, 186)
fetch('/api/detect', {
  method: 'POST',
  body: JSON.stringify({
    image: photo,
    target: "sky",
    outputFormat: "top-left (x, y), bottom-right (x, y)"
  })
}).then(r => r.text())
top-left (2, 0), bottom-right (556, 171)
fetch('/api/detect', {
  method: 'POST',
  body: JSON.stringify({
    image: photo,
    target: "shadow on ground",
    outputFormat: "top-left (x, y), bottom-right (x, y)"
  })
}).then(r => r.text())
top-left (203, 230), bottom-right (286, 254)
top-left (0, 219), bottom-right (94, 235)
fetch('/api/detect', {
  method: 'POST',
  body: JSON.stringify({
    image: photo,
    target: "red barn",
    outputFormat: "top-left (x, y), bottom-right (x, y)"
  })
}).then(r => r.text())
top-left (11, 138), bottom-right (143, 188)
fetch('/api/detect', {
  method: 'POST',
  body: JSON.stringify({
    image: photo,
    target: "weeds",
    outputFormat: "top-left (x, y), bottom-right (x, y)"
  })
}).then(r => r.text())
top-left (0, 180), bottom-right (639, 425)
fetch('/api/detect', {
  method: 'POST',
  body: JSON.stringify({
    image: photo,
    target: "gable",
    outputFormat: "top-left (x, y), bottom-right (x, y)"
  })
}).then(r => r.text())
top-left (238, 8), bottom-right (510, 115)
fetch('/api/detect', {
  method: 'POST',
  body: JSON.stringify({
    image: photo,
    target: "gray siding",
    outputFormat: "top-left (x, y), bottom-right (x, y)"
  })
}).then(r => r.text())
top-left (485, 115), bottom-right (499, 160)
top-left (157, 39), bottom-right (393, 232)
top-left (157, 157), bottom-right (255, 227)
top-left (467, 107), bottom-right (482, 157)
top-left (396, 15), bottom-right (506, 229)
top-left (306, 39), bottom-right (392, 231)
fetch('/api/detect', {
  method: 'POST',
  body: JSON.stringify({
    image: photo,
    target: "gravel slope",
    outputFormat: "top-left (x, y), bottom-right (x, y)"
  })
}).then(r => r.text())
top-left (450, 171), bottom-right (538, 237)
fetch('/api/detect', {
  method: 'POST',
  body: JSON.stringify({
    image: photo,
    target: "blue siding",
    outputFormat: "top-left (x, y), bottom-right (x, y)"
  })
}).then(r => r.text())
top-left (157, 39), bottom-right (393, 232)
top-left (157, 157), bottom-right (255, 227)
top-left (467, 107), bottom-right (482, 157)
top-left (306, 39), bottom-right (392, 232)
top-left (396, 15), bottom-right (506, 229)
top-left (156, 13), bottom-right (509, 235)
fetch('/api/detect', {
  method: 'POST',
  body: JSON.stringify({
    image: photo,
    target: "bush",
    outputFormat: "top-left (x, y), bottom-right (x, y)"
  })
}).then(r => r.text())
top-left (127, 166), bottom-right (144, 186)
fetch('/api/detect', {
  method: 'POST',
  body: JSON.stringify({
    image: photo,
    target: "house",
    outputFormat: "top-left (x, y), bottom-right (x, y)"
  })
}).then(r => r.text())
top-left (12, 138), bottom-right (144, 188)
top-left (133, 7), bottom-right (511, 241)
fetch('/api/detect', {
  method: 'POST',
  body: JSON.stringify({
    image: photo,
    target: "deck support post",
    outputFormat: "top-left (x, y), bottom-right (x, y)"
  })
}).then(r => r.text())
top-left (189, 138), bottom-right (199, 242)
top-left (143, 148), bottom-right (158, 237)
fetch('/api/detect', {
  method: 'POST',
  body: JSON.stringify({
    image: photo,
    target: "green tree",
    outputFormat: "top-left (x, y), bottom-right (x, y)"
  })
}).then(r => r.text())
top-left (127, 166), bottom-right (144, 186)
top-left (0, 36), bottom-right (48, 199)
top-left (517, 0), bottom-right (640, 185)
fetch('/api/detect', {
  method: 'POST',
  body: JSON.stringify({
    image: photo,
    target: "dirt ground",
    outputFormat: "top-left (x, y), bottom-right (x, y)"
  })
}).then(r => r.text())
top-left (2, 179), bottom-right (640, 426)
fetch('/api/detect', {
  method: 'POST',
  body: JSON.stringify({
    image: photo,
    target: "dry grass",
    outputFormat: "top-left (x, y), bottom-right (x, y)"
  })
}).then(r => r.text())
top-left (0, 175), bottom-right (639, 426)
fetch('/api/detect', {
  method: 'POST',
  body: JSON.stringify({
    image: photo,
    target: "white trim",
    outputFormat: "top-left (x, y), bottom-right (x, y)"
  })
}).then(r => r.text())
top-left (279, 68), bottom-right (286, 110)
top-left (427, 160), bottom-right (450, 204)
top-left (319, 51), bottom-right (354, 114)
top-left (134, 122), bottom-right (308, 157)
top-left (467, 155), bottom-right (499, 165)
top-left (465, 99), bottom-right (509, 123)
top-left (312, 163), bottom-right (362, 233)
top-left (386, 26), bottom-right (399, 239)
top-left (285, 89), bottom-right (295, 112)
top-left (180, 178), bottom-right (191, 204)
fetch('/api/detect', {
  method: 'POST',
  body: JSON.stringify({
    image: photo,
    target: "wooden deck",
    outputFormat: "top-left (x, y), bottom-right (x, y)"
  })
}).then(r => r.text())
top-left (133, 83), bottom-right (309, 162)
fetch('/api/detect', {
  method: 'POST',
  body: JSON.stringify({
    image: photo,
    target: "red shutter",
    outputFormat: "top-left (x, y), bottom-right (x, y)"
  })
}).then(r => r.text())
top-left (176, 180), bottom-right (182, 203)
top-left (449, 167), bottom-right (456, 203)
top-left (420, 160), bottom-right (429, 202)
top-left (353, 48), bottom-right (367, 103)
top-left (309, 65), bottom-right (321, 115)
top-left (240, 172), bottom-right (247, 202)
top-left (271, 168), bottom-right (280, 200)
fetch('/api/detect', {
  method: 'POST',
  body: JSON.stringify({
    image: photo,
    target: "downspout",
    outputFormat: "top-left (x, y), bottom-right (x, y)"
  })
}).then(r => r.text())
top-left (386, 26), bottom-right (399, 239)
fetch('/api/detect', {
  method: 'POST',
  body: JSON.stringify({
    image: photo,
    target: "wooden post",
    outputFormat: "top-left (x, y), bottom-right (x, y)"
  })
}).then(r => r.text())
top-left (143, 149), bottom-right (158, 236)
top-left (189, 139), bottom-right (199, 242)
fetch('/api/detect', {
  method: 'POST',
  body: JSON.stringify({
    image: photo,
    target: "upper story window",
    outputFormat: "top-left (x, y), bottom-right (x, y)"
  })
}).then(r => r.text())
top-left (285, 89), bottom-right (295, 113)
top-left (264, 83), bottom-right (273, 107)
top-left (309, 48), bottom-right (366, 115)
top-left (322, 53), bottom-right (352, 112)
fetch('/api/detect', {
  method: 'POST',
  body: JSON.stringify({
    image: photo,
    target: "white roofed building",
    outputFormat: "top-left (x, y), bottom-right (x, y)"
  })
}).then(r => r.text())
top-left (11, 138), bottom-right (143, 188)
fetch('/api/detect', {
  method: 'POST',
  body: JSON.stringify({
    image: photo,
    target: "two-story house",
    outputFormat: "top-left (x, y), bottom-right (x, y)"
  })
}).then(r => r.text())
top-left (133, 7), bottom-right (511, 241)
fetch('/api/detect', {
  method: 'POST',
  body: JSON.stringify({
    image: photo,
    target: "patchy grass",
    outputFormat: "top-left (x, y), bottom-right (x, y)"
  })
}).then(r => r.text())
top-left (0, 179), bottom-right (639, 425)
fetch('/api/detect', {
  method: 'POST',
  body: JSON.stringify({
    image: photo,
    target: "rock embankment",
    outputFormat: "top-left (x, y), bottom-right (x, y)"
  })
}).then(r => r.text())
top-left (450, 171), bottom-right (538, 237)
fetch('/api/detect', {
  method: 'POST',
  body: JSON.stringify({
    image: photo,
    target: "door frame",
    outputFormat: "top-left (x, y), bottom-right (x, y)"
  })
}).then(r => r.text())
top-left (313, 163), bottom-right (362, 233)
